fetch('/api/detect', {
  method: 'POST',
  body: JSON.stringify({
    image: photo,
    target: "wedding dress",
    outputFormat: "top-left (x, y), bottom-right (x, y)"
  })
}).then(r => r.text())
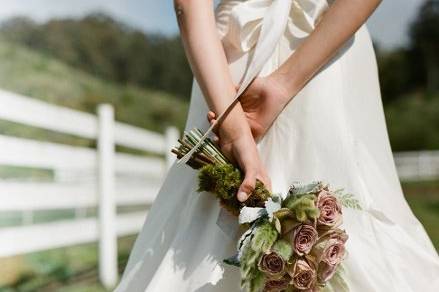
top-left (115, 0), bottom-right (439, 291)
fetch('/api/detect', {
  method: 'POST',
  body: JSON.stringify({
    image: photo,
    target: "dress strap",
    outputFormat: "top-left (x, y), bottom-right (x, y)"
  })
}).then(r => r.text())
top-left (177, 0), bottom-right (292, 165)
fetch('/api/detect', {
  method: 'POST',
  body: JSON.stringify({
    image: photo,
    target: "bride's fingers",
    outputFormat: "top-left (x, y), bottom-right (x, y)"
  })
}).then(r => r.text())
top-left (207, 111), bottom-right (216, 121)
top-left (208, 116), bottom-right (219, 135)
top-left (237, 170), bottom-right (256, 202)
top-left (206, 112), bottom-right (219, 135)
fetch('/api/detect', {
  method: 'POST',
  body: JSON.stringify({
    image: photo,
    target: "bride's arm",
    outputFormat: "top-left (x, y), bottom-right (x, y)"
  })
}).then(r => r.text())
top-left (174, 0), bottom-right (271, 199)
top-left (207, 0), bottom-right (382, 140)
top-left (273, 0), bottom-right (382, 98)
top-left (174, 0), bottom-right (239, 122)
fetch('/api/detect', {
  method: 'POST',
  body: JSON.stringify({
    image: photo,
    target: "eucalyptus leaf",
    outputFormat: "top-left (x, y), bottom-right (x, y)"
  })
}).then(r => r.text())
top-left (288, 181), bottom-right (324, 197)
top-left (239, 207), bottom-right (267, 224)
top-left (265, 196), bottom-right (282, 221)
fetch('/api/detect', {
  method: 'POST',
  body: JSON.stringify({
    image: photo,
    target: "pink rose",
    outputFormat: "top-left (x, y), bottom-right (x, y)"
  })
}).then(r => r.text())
top-left (312, 229), bottom-right (348, 282)
top-left (291, 224), bottom-right (318, 256)
top-left (258, 251), bottom-right (286, 277)
top-left (288, 259), bottom-right (317, 290)
top-left (321, 229), bottom-right (348, 266)
top-left (263, 274), bottom-right (291, 292)
top-left (316, 190), bottom-right (342, 228)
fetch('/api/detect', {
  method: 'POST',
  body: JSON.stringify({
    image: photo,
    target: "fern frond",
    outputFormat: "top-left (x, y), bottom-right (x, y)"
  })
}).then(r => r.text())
top-left (337, 193), bottom-right (362, 210)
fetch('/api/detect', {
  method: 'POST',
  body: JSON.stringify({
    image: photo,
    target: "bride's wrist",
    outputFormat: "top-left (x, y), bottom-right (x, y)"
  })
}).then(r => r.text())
top-left (217, 106), bottom-right (251, 142)
top-left (269, 69), bottom-right (302, 105)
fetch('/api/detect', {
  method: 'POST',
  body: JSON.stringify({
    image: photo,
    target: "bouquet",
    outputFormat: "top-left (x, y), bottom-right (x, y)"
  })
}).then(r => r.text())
top-left (172, 128), bottom-right (361, 292)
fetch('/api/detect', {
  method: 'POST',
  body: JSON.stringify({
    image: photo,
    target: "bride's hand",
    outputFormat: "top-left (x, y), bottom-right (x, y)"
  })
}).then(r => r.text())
top-left (208, 75), bottom-right (291, 141)
top-left (217, 114), bottom-right (271, 202)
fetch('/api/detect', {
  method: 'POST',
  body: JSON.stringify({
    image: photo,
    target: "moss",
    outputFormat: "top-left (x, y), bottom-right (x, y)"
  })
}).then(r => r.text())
top-left (197, 163), bottom-right (272, 215)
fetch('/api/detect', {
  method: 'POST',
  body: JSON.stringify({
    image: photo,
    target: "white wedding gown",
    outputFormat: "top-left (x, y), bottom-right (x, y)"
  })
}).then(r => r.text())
top-left (116, 0), bottom-right (439, 291)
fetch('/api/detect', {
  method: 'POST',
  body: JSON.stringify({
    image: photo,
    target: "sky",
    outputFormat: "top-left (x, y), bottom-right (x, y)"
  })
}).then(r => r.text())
top-left (0, 0), bottom-right (426, 49)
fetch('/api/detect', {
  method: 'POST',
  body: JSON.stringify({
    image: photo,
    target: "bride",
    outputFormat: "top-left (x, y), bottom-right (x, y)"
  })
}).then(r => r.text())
top-left (116, 0), bottom-right (439, 291)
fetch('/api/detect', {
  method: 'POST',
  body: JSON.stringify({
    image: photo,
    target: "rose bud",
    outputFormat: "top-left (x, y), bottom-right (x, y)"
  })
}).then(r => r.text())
top-left (291, 224), bottom-right (318, 256)
top-left (316, 190), bottom-right (342, 228)
top-left (288, 259), bottom-right (317, 290)
top-left (318, 229), bottom-right (348, 266)
top-left (258, 251), bottom-right (286, 278)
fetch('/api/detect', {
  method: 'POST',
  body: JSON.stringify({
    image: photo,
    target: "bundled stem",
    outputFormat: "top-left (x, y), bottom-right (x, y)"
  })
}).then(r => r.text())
top-left (172, 128), bottom-right (271, 215)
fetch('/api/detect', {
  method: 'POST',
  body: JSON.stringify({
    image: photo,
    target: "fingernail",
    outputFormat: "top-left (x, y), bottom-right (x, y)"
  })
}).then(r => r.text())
top-left (238, 191), bottom-right (247, 202)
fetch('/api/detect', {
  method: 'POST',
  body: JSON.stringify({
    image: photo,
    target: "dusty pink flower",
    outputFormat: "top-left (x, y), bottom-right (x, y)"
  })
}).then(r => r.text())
top-left (258, 251), bottom-right (286, 277)
top-left (291, 224), bottom-right (318, 256)
top-left (263, 274), bottom-right (291, 292)
top-left (316, 190), bottom-right (342, 227)
top-left (288, 259), bottom-right (317, 290)
top-left (321, 229), bottom-right (348, 266)
top-left (312, 229), bottom-right (348, 282)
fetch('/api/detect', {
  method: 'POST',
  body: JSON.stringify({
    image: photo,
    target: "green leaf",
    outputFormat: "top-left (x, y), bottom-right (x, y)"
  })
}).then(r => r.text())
top-left (283, 194), bottom-right (320, 222)
top-left (271, 240), bottom-right (292, 261)
top-left (248, 270), bottom-right (265, 292)
top-left (223, 254), bottom-right (240, 267)
top-left (251, 222), bottom-right (278, 252)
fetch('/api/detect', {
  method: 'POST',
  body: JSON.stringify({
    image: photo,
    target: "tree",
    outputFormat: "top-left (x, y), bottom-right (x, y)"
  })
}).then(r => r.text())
top-left (410, 0), bottom-right (439, 92)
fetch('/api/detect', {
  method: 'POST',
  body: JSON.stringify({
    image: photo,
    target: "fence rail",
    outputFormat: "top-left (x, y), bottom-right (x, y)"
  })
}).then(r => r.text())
top-left (0, 212), bottom-right (146, 258)
top-left (0, 89), bottom-right (178, 289)
top-left (394, 151), bottom-right (439, 181)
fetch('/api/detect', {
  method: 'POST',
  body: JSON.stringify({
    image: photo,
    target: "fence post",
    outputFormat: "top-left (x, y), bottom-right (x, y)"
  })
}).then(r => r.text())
top-left (97, 104), bottom-right (118, 289)
top-left (165, 126), bottom-right (179, 170)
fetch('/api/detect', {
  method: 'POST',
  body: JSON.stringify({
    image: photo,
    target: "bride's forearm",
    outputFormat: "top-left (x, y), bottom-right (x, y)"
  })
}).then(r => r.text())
top-left (174, 0), bottom-right (248, 135)
top-left (272, 0), bottom-right (382, 99)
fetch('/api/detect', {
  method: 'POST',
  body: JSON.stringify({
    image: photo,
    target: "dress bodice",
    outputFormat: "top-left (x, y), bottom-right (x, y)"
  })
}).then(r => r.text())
top-left (216, 0), bottom-right (331, 53)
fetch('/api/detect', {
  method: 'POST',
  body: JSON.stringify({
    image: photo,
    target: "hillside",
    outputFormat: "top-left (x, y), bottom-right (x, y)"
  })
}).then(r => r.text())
top-left (0, 15), bottom-right (193, 99)
top-left (0, 39), bottom-right (189, 140)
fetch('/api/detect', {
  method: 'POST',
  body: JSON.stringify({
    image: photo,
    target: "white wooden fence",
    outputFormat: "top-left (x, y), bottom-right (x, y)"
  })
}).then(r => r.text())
top-left (0, 89), bottom-right (179, 288)
top-left (394, 150), bottom-right (439, 181)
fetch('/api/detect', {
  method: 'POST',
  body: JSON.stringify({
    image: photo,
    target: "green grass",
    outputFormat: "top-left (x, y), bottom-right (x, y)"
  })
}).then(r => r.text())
top-left (402, 180), bottom-right (439, 249)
